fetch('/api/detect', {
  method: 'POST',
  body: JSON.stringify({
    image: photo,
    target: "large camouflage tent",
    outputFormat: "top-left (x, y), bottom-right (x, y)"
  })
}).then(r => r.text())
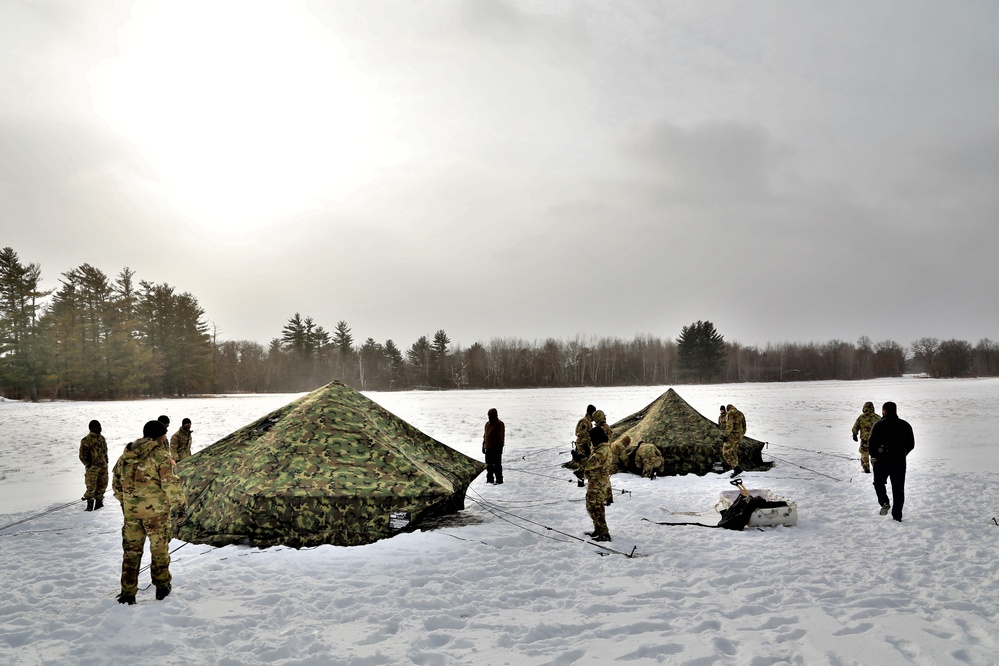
top-left (610, 388), bottom-right (772, 477)
top-left (173, 381), bottom-right (485, 548)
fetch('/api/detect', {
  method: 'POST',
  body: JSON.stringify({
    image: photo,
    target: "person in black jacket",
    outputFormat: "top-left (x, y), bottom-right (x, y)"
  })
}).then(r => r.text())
top-left (482, 408), bottom-right (505, 485)
top-left (868, 401), bottom-right (915, 522)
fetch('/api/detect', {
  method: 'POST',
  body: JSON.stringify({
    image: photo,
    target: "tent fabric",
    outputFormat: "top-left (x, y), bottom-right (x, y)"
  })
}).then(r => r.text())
top-left (609, 388), bottom-right (772, 477)
top-left (174, 381), bottom-right (485, 548)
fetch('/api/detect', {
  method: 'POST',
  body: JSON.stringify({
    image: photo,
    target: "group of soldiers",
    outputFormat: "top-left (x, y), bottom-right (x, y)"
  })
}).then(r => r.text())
top-left (77, 414), bottom-right (194, 605)
top-left (569, 402), bottom-right (748, 544)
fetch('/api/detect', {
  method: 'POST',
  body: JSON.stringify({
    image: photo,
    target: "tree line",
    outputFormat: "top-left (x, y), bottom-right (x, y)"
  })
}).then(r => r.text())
top-left (2, 247), bottom-right (997, 400)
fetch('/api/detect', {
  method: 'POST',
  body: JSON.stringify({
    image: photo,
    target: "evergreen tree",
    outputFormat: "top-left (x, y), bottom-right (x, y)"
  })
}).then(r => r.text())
top-left (0, 247), bottom-right (49, 400)
top-left (676, 320), bottom-right (725, 383)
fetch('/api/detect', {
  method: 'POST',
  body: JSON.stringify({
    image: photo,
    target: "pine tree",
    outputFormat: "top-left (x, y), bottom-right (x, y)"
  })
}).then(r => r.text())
top-left (676, 320), bottom-right (725, 383)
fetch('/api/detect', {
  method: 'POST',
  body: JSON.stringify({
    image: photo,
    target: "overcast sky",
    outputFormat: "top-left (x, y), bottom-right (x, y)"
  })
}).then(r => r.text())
top-left (2, 1), bottom-right (997, 351)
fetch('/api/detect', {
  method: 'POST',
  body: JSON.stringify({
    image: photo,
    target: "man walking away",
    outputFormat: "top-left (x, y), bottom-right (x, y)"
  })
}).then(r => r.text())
top-left (868, 401), bottom-right (914, 522)
top-left (851, 401), bottom-right (880, 474)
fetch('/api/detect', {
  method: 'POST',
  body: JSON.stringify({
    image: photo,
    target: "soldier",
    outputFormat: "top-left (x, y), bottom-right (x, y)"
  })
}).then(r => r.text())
top-left (718, 405), bottom-right (727, 428)
top-left (583, 422), bottom-right (612, 542)
top-left (635, 440), bottom-right (664, 479)
top-left (570, 404), bottom-right (596, 487)
top-left (851, 401), bottom-right (879, 474)
top-left (723, 403), bottom-right (746, 477)
top-left (607, 435), bottom-right (633, 475)
top-left (170, 418), bottom-right (193, 462)
top-left (482, 407), bottom-right (505, 484)
top-left (112, 420), bottom-right (183, 605)
top-left (79, 420), bottom-right (108, 511)
top-left (591, 410), bottom-right (615, 505)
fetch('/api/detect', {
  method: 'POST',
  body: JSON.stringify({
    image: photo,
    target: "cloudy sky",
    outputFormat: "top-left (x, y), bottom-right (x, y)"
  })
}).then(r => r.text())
top-left (2, 1), bottom-right (997, 351)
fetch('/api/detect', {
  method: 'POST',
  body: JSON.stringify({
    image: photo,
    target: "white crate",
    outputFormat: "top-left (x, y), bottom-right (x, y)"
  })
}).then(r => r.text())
top-left (718, 489), bottom-right (798, 527)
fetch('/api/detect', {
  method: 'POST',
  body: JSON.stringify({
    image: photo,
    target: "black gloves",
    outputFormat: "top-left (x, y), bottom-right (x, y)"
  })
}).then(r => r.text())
top-left (852, 433), bottom-right (858, 442)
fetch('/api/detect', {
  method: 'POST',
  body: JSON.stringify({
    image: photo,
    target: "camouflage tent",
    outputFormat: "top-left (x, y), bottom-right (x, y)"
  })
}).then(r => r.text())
top-left (174, 381), bottom-right (485, 548)
top-left (610, 388), bottom-right (772, 477)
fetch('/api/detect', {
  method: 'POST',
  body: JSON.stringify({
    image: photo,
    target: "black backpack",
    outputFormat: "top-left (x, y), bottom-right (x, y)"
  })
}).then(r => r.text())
top-left (717, 493), bottom-right (767, 531)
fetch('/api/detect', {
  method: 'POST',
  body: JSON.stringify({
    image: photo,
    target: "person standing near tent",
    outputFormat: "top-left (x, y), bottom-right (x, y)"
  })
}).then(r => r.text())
top-left (170, 418), bottom-right (193, 462)
top-left (723, 404), bottom-right (746, 477)
top-left (569, 404), bottom-right (596, 486)
top-left (79, 420), bottom-right (108, 511)
top-left (112, 420), bottom-right (183, 604)
top-left (482, 408), bottom-right (505, 484)
top-left (868, 401), bottom-right (914, 522)
top-left (583, 420), bottom-right (613, 542)
top-left (718, 405), bottom-right (727, 428)
top-left (591, 410), bottom-right (615, 505)
top-left (851, 401), bottom-right (880, 474)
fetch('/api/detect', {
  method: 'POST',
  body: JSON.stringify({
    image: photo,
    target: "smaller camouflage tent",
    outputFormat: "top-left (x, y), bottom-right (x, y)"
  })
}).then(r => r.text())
top-left (610, 388), bottom-right (772, 477)
top-left (174, 381), bottom-right (484, 548)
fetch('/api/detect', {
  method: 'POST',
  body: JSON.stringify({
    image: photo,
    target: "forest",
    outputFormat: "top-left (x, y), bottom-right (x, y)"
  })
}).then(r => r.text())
top-left (2, 247), bottom-right (997, 400)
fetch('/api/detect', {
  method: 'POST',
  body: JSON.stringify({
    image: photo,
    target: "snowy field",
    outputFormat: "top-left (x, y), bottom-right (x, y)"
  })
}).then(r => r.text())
top-left (1, 377), bottom-right (998, 665)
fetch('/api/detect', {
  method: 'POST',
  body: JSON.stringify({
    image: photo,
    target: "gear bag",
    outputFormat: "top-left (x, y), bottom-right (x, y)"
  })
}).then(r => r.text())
top-left (717, 492), bottom-right (768, 531)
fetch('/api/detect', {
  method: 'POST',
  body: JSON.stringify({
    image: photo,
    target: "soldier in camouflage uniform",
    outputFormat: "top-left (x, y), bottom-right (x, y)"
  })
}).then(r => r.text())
top-left (79, 420), bottom-right (108, 511)
top-left (112, 420), bottom-right (183, 605)
top-left (723, 404), bottom-right (746, 477)
top-left (635, 440), bottom-right (664, 479)
top-left (591, 410), bottom-right (616, 505)
top-left (569, 404), bottom-right (596, 486)
top-left (851, 401), bottom-right (880, 474)
top-left (170, 418), bottom-right (193, 461)
top-left (583, 422), bottom-right (613, 542)
top-left (718, 405), bottom-right (727, 428)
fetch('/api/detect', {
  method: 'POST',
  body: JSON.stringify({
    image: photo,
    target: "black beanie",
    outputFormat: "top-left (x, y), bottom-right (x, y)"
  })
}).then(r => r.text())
top-left (89, 420), bottom-right (101, 433)
top-left (143, 420), bottom-right (168, 439)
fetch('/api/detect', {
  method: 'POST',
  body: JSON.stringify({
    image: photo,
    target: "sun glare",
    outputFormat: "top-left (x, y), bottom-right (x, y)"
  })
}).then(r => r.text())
top-left (89, 1), bottom-right (407, 236)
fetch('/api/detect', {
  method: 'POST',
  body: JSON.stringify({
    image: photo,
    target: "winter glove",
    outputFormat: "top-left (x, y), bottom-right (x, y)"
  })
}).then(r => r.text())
top-left (852, 433), bottom-right (858, 442)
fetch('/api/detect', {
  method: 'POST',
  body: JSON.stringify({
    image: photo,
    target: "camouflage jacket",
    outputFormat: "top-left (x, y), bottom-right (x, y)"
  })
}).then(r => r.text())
top-left (574, 415), bottom-right (593, 451)
top-left (171, 428), bottom-right (193, 461)
top-left (635, 442), bottom-right (664, 471)
top-left (852, 402), bottom-right (880, 442)
top-left (583, 444), bottom-right (612, 484)
top-left (725, 406), bottom-right (746, 438)
top-left (79, 432), bottom-right (108, 468)
top-left (112, 437), bottom-right (182, 519)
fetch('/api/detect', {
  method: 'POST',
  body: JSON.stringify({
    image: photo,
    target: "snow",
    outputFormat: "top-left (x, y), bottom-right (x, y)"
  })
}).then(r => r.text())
top-left (2, 377), bottom-right (998, 665)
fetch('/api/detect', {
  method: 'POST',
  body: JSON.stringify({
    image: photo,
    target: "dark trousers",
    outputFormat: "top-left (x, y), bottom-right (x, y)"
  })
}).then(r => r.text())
top-left (485, 449), bottom-right (503, 484)
top-left (873, 459), bottom-right (906, 520)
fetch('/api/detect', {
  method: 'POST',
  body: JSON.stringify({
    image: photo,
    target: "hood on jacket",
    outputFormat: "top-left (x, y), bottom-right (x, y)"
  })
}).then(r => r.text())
top-left (863, 401), bottom-right (875, 414)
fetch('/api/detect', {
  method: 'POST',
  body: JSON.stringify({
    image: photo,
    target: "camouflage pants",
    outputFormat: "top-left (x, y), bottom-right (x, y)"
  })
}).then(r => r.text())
top-left (722, 435), bottom-right (742, 469)
top-left (83, 465), bottom-right (108, 500)
top-left (120, 514), bottom-right (172, 595)
top-left (586, 481), bottom-right (610, 536)
top-left (859, 440), bottom-right (870, 471)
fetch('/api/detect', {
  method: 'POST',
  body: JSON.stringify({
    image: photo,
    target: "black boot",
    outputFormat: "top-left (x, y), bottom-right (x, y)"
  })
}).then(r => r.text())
top-left (117, 592), bottom-right (136, 605)
top-left (155, 583), bottom-right (171, 601)
top-left (730, 466), bottom-right (743, 478)
top-left (85, 499), bottom-right (94, 511)
top-left (93, 498), bottom-right (104, 510)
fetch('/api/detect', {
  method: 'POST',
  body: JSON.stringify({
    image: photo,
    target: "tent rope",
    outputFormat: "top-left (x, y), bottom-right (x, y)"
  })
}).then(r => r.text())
top-left (765, 453), bottom-right (845, 481)
top-left (467, 487), bottom-right (639, 558)
top-left (0, 498), bottom-right (84, 533)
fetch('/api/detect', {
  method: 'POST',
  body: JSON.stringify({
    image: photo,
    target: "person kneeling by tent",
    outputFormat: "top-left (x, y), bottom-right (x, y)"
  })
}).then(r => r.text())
top-left (635, 440), bottom-right (664, 479)
top-left (583, 422), bottom-right (613, 542)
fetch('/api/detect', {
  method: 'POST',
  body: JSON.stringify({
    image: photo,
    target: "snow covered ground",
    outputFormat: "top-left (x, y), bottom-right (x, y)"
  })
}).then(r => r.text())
top-left (1, 377), bottom-right (998, 665)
